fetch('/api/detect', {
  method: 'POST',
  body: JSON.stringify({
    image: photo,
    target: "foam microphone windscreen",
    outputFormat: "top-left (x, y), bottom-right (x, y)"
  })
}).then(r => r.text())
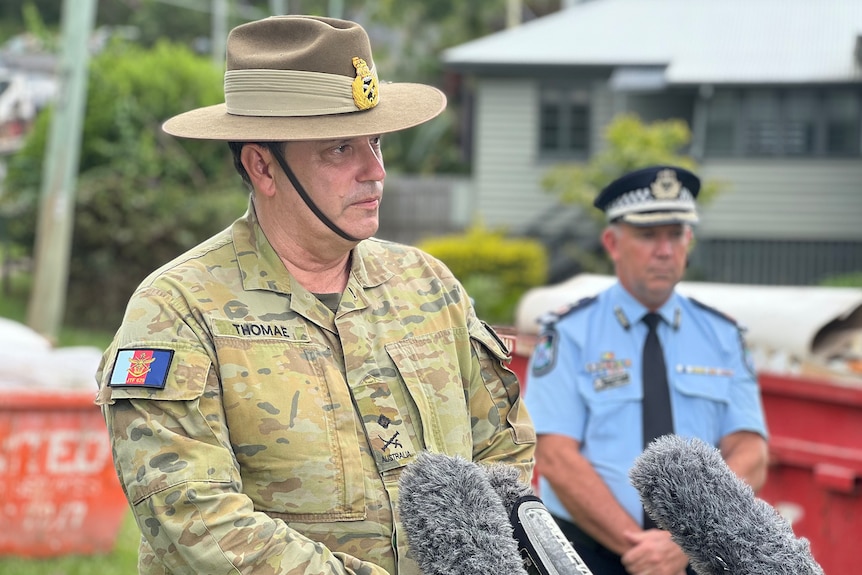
top-left (398, 451), bottom-right (529, 575)
top-left (629, 434), bottom-right (824, 575)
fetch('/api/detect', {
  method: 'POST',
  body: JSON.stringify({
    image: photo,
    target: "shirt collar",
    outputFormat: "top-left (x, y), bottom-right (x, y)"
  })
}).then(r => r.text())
top-left (610, 281), bottom-right (683, 330)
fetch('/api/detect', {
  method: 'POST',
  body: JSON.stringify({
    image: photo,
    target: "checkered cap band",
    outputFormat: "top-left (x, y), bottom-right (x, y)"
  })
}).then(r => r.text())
top-left (605, 186), bottom-right (697, 222)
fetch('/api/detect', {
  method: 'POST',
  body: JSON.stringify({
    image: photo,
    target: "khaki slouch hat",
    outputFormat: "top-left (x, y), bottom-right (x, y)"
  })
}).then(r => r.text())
top-left (163, 15), bottom-right (446, 141)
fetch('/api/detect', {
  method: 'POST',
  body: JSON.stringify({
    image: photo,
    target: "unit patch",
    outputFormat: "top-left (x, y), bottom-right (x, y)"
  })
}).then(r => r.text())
top-left (531, 330), bottom-right (557, 376)
top-left (109, 348), bottom-right (174, 389)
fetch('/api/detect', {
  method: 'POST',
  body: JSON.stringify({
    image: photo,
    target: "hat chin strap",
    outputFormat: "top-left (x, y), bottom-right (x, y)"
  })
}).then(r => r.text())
top-left (267, 143), bottom-right (361, 243)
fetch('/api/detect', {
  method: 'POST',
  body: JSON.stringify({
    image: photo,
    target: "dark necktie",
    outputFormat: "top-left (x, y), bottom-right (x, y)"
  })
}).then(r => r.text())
top-left (641, 312), bottom-right (673, 529)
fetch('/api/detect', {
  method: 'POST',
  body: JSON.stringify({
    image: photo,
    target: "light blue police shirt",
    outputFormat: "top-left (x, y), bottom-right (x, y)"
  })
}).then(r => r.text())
top-left (524, 281), bottom-right (768, 526)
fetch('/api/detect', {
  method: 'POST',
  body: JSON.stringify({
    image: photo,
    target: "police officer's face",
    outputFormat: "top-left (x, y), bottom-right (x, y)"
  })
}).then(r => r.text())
top-left (602, 223), bottom-right (692, 309)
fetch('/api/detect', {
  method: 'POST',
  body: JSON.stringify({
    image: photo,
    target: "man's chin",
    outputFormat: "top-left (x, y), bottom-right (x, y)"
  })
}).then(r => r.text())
top-left (346, 221), bottom-right (379, 241)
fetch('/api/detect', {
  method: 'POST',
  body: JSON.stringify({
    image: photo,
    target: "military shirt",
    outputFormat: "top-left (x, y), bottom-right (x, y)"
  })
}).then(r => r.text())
top-left (96, 201), bottom-right (535, 575)
top-left (524, 281), bottom-right (766, 526)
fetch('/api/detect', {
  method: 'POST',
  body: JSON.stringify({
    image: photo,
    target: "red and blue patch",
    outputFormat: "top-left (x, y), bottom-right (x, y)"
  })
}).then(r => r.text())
top-left (109, 348), bottom-right (174, 389)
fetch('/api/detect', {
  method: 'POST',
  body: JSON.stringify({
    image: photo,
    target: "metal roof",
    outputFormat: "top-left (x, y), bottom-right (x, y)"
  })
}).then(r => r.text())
top-left (443, 0), bottom-right (862, 84)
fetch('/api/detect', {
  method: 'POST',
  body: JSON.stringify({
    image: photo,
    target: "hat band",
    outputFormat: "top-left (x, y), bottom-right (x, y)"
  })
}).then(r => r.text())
top-left (619, 211), bottom-right (700, 225)
top-left (224, 67), bottom-right (377, 117)
top-left (605, 187), bottom-right (696, 221)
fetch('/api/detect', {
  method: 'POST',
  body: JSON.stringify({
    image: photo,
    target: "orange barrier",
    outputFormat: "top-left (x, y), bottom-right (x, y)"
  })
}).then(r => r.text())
top-left (0, 390), bottom-right (128, 556)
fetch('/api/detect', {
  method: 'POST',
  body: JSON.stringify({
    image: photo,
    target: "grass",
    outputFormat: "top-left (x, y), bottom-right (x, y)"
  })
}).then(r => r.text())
top-left (0, 268), bottom-right (140, 574)
top-left (0, 513), bottom-right (140, 575)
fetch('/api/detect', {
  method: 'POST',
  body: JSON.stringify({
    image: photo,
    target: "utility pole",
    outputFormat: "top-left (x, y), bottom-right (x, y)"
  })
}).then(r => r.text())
top-left (26, 0), bottom-right (97, 341)
top-left (507, 0), bottom-right (522, 28)
top-left (212, 0), bottom-right (228, 67)
top-left (328, 0), bottom-right (344, 19)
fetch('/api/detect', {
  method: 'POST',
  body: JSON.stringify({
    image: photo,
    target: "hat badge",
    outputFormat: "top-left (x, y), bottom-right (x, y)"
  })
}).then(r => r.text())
top-left (650, 169), bottom-right (682, 200)
top-left (351, 57), bottom-right (378, 111)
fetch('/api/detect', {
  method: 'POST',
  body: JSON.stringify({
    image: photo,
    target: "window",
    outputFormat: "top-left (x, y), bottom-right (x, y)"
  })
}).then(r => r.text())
top-left (539, 85), bottom-right (590, 157)
top-left (704, 88), bottom-right (861, 157)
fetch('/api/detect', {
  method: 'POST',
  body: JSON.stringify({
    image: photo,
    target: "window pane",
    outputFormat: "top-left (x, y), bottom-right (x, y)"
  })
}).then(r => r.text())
top-left (568, 108), bottom-right (588, 151)
top-left (783, 92), bottom-right (816, 155)
top-left (539, 88), bottom-right (562, 151)
top-left (745, 91), bottom-right (781, 155)
top-left (705, 91), bottom-right (736, 155)
top-left (567, 88), bottom-right (590, 152)
top-left (825, 90), bottom-right (860, 155)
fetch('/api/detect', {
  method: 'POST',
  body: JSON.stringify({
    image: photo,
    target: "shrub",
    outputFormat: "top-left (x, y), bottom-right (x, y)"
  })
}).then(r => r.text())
top-left (418, 224), bottom-right (548, 325)
top-left (819, 272), bottom-right (862, 288)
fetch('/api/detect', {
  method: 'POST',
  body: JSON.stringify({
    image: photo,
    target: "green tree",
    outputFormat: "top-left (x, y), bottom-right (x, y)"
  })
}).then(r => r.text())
top-left (540, 113), bottom-right (725, 275)
top-left (2, 40), bottom-right (247, 329)
top-left (543, 113), bottom-right (722, 224)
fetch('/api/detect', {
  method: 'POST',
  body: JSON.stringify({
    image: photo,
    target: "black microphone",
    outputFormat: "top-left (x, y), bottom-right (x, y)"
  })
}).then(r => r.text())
top-left (398, 451), bottom-right (529, 575)
top-left (629, 434), bottom-right (824, 575)
top-left (482, 462), bottom-right (595, 575)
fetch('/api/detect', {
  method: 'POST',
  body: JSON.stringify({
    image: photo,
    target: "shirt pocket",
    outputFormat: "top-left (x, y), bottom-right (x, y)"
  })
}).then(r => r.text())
top-left (672, 372), bottom-right (731, 444)
top-left (385, 327), bottom-right (472, 458)
top-left (582, 373), bottom-right (641, 442)
top-left (214, 333), bottom-right (365, 522)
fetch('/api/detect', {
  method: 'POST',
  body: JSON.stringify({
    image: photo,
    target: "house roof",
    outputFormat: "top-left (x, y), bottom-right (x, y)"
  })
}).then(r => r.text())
top-left (442, 0), bottom-right (862, 84)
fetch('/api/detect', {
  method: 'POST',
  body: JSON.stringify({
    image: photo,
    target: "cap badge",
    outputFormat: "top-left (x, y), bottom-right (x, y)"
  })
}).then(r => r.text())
top-left (351, 57), bottom-right (378, 111)
top-left (650, 169), bottom-right (682, 200)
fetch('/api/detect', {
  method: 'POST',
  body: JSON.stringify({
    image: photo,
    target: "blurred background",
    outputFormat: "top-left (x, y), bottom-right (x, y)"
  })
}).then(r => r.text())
top-left (0, 1), bottom-right (860, 574)
top-left (2, 0), bottom-right (861, 335)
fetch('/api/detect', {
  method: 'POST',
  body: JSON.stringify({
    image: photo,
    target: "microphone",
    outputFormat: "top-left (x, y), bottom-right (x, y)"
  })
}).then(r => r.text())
top-left (482, 462), bottom-right (595, 575)
top-left (629, 435), bottom-right (824, 575)
top-left (397, 451), bottom-right (529, 575)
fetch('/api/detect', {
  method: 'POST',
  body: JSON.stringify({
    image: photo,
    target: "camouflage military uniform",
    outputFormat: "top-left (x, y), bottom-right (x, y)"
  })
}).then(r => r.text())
top-left (96, 202), bottom-right (536, 575)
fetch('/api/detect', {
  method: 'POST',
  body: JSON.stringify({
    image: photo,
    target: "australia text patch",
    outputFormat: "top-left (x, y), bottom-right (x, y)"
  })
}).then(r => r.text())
top-left (109, 348), bottom-right (174, 389)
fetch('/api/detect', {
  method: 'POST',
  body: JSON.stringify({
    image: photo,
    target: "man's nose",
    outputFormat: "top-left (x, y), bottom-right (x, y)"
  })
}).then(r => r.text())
top-left (358, 143), bottom-right (386, 181)
top-left (654, 236), bottom-right (674, 256)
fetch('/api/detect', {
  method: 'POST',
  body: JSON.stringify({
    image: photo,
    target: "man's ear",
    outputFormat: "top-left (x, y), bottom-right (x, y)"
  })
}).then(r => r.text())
top-left (241, 143), bottom-right (277, 197)
top-left (601, 226), bottom-right (618, 258)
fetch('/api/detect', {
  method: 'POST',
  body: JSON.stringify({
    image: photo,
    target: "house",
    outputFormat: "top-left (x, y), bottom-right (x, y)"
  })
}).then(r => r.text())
top-left (0, 45), bottom-right (57, 156)
top-left (442, 0), bottom-right (862, 285)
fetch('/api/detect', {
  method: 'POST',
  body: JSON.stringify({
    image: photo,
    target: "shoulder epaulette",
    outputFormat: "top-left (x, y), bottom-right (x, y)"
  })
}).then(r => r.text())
top-left (538, 295), bottom-right (597, 326)
top-left (689, 297), bottom-right (739, 327)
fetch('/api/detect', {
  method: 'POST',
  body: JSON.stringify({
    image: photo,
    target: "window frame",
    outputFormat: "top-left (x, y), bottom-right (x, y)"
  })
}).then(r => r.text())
top-left (537, 82), bottom-right (591, 160)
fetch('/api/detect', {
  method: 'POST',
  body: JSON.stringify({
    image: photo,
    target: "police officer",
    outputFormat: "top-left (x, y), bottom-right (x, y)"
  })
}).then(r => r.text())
top-left (95, 16), bottom-right (534, 575)
top-left (525, 166), bottom-right (768, 575)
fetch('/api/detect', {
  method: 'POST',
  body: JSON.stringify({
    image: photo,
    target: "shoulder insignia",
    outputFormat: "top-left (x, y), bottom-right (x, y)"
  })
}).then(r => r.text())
top-left (689, 297), bottom-right (740, 327)
top-left (109, 348), bottom-right (174, 389)
top-left (539, 296), bottom-right (597, 326)
top-left (531, 328), bottom-right (558, 376)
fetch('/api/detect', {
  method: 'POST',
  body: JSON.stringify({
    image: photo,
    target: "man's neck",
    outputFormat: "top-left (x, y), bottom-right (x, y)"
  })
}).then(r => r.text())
top-left (255, 201), bottom-right (356, 293)
top-left (281, 253), bottom-right (352, 294)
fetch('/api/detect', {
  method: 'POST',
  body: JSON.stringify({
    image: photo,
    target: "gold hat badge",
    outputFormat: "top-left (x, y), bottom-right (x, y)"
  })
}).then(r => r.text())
top-left (352, 57), bottom-right (378, 111)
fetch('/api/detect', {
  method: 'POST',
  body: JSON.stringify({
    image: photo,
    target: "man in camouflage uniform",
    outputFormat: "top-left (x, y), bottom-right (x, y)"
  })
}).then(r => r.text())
top-left (95, 15), bottom-right (535, 575)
